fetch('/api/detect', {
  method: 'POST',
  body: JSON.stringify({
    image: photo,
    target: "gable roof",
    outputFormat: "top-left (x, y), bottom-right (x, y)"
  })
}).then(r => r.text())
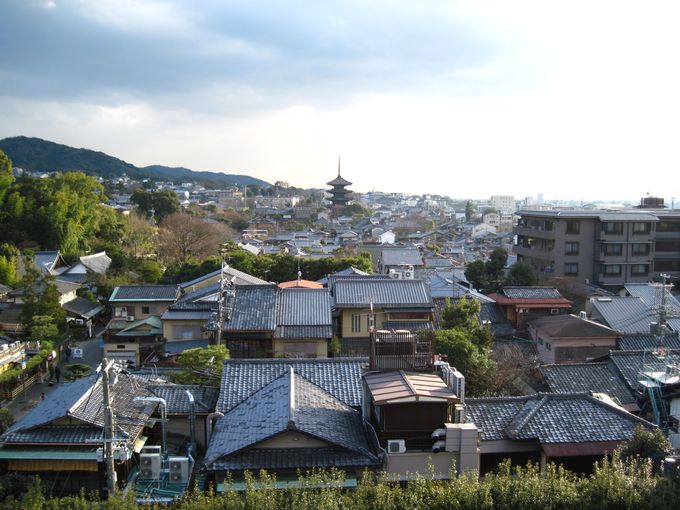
top-left (109, 285), bottom-right (181, 302)
top-left (489, 287), bottom-right (572, 308)
top-left (224, 284), bottom-right (278, 332)
top-left (148, 385), bottom-right (219, 414)
top-left (466, 393), bottom-right (655, 444)
top-left (589, 296), bottom-right (680, 334)
top-left (205, 369), bottom-right (379, 471)
top-left (217, 358), bottom-right (366, 413)
top-left (364, 370), bottom-right (459, 405)
top-left (618, 332), bottom-right (680, 351)
top-left (3, 373), bottom-right (157, 444)
top-left (275, 288), bottom-right (332, 339)
top-left (624, 283), bottom-right (680, 314)
top-left (62, 296), bottom-right (104, 319)
top-left (78, 251), bottom-right (112, 275)
top-left (333, 279), bottom-right (433, 309)
top-left (528, 314), bottom-right (619, 337)
top-left (607, 349), bottom-right (680, 390)
top-left (540, 363), bottom-right (636, 407)
top-left (179, 265), bottom-right (268, 289)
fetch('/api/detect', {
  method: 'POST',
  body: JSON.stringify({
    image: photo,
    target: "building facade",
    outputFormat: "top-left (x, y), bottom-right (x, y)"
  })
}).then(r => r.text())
top-left (514, 209), bottom-right (680, 289)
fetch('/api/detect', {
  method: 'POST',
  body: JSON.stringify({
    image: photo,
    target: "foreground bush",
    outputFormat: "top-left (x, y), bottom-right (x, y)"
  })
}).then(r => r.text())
top-left (3, 457), bottom-right (680, 509)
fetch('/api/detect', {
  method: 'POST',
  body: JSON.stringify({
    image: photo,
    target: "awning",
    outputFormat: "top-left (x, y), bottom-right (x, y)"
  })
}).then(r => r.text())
top-left (542, 440), bottom-right (623, 457)
top-left (0, 448), bottom-right (98, 460)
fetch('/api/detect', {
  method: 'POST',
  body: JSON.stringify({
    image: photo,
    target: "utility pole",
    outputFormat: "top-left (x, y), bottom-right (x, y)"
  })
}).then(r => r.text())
top-left (101, 357), bottom-right (117, 495)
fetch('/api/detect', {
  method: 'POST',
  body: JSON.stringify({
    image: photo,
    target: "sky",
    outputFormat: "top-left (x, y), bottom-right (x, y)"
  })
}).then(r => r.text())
top-left (1, 0), bottom-right (680, 203)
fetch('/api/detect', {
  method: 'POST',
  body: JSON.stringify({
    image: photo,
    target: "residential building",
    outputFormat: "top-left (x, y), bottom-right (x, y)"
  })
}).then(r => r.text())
top-left (490, 195), bottom-right (515, 214)
top-left (527, 314), bottom-right (620, 364)
top-left (487, 287), bottom-right (572, 331)
top-left (514, 209), bottom-right (680, 289)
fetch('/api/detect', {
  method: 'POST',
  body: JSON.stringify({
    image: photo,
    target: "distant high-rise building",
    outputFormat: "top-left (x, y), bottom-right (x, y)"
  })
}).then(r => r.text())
top-left (326, 159), bottom-right (352, 207)
top-left (537, 193), bottom-right (544, 204)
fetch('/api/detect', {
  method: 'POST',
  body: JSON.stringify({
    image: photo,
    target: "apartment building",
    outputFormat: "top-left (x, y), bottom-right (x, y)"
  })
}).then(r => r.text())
top-left (513, 209), bottom-right (680, 289)
top-left (490, 195), bottom-right (516, 214)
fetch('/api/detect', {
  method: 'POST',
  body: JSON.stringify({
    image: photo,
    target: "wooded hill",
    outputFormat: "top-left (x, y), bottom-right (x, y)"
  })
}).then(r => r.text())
top-left (0, 136), bottom-right (271, 188)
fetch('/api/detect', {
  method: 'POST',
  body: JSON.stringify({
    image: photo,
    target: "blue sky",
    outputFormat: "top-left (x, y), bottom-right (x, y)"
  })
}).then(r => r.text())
top-left (1, 0), bottom-right (679, 202)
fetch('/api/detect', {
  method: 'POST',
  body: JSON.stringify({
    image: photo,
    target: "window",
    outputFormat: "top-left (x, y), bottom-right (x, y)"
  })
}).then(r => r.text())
top-left (632, 243), bottom-right (651, 255)
top-left (656, 260), bottom-right (680, 271)
top-left (603, 264), bottom-right (622, 276)
top-left (566, 220), bottom-right (580, 234)
top-left (632, 222), bottom-right (651, 234)
top-left (172, 325), bottom-right (202, 339)
top-left (564, 263), bottom-right (579, 275)
top-left (657, 221), bottom-right (680, 233)
top-left (142, 306), bottom-right (152, 315)
top-left (631, 264), bottom-right (649, 276)
top-left (351, 314), bottom-right (361, 333)
top-left (602, 222), bottom-right (623, 234)
top-left (537, 337), bottom-right (544, 345)
top-left (115, 306), bottom-right (127, 318)
top-left (546, 342), bottom-right (551, 351)
top-left (602, 243), bottom-right (623, 256)
top-left (565, 242), bottom-right (579, 255)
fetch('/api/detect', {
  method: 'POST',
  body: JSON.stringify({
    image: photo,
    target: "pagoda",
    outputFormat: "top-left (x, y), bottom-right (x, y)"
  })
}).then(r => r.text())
top-left (326, 158), bottom-right (352, 207)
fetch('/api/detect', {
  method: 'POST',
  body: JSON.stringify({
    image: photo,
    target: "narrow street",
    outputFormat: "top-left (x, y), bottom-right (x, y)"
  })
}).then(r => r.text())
top-left (4, 331), bottom-right (105, 422)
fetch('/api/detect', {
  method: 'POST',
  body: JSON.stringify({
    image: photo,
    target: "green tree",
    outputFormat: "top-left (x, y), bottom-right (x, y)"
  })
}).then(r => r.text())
top-left (464, 200), bottom-right (475, 222)
top-left (130, 188), bottom-right (180, 221)
top-left (464, 260), bottom-right (489, 292)
top-left (0, 150), bottom-right (14, 206)
top-left (28, 314), bottom-right (59, 343)
top-left (616, 425), bottom-right (672, 471)
top-left (0, 408), bottom-right (13, 435)
top-left (486, 247), bottom-right (508, 286)
top-left (19, 267), bottom-right (66, 333)
top-left (505, 260), bottom-right (538, 286)
top-left (169, 345), bottom-right (230, 385)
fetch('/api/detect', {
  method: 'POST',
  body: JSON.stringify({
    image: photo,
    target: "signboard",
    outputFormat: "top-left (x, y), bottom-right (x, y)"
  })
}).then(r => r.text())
top-left (72, 348), bottom-right (84, 359)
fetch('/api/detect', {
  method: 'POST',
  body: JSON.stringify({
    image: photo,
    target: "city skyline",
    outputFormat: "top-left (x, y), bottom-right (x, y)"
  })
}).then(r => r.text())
top-left (2, 1), bottom-right (680, 202)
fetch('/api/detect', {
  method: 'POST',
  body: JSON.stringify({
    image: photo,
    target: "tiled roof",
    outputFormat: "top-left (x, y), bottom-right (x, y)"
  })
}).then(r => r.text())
top-left (205, 369), bottom-right (379, 470)
top-left (381, 248), bottom-right (423, 267)
top-left (79, 252), bottom-right (112, 275)
top-left (4, 373), bottom-right (157, 444)
top-left (180, 266), bottom-right (268, 289)
top-left (527, 314), bottom-right (619, 337)
top-left (466, 393), bottom-right (655, 443)
top-left (109, 285), bottom-right (180, 302)
top-left (326, 275), bottom-right (391, 292)
top-left (607, 349), bottom-right (680, 390)
top-left (316, 267), bottom-right (369, 286)
top-left (277, 289), bottom-right (332, 327)
top-left (540, 363), bottom-right (635, 406)
top-left (618, 333), bottom-right (680, 351)
top-left (149, 385), bottom-right (219, 414)
top-left (364, 371), bottom-right (458, 404)
top-left (479, 302), bottom-right (514, 337)
top-left (274, 325), bottom-right (333, 339)
top-left (224, 285), bottom-right (278, 332)
top-left (62, 297), bottom-right (104, 319)
top-left (501, 287), bottom-right (564, 299)
top-left (217, 358), bottom-right (366, 413)
top-left (1, 425), bottom-right (103, 444)
top-left (333, 279), bottom-right (433, 309)
top-left (382, 320), bottom-right (434, 332)
top-left (209, 447), bottom-right (380, 471)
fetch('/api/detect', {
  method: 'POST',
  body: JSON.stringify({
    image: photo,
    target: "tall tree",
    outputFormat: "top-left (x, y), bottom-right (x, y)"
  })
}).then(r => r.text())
top-left (157, 213), bottom-right (231, 265)
top-left (0, 150), bottom-right (14, 205)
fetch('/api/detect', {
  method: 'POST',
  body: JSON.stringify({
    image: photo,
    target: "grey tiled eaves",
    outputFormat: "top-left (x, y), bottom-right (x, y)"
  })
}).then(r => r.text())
top-left (275, 325), bottom-right (333, 339)
top-left (540, 363), bottom-right (635, 406)
top-left (619, 333), bottom-right (680, 350)
top-left (502, 287), bottom-right (563, 299)
top-left (180, 266), bottom-right (268, 288)
top-left (333, 279), bottom-right (433, 309)
top-left (466, 393), bottom-right (655, 444)
top-left (210, 447), bottom-right (380, 471)
top-left (1, 425), bottom-right (103, 444)
top-left (382, 321), bottom-right (434, 332)
top-left (224, 285), bottom-right (278, 332)
top-left (110, 285), bottom-right (181, 302)
top-left (217, 358), bottom-right (366, 413)
top-left (624, 283), bottom-right (680, 314)
top-left (205, 369), bottom-right (379, 470)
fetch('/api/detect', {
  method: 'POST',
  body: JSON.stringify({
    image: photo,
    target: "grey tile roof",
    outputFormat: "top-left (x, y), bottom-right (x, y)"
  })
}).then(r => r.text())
top-left (224, 284), bottom-right (278, 332)
top-left (540, 363), bottom-right (635, 406)
top-left (217, 358), bottom-right (367, 413)
top-left (209, 447), bottom-right (380, 471)
top-left (333, 279), bottom-right (433, 309)
top-left (109, 285), bottom-right (180, 302)
top-left (381, 248), bottom-right (423, 267)
top-left (62, 297), bottom-right (104, 319)
top-left (3, 373), bottom-right (157, 444)
top-left (148, 385), bottom-right (219, 414)
top-left (502, 287), bottom-right (564, 299)
top-left (608, 349), bottom-right (680, 390)
top-left (180, 266), bottom-right (268, 289)
top-left (1, 425), bottom-right (103, 444)
top-left (618, 333), bottom-right (680, 351)
top-left (326, 275), bottom-right (391, 292)
top-left (528, 314), bottom-right (619, 337)
top-left (274, 325), bottom-right (333, 339)
top-left (205, 369), bottom-right (379, 470)
top-left (277, 288), bottom-right (332, 327)
top-left (79, 252), bottom-right (112, 275)
top-left (382, 321), bottom-right (434, 332)
top-left (466, 393), bottom-right (655, 443)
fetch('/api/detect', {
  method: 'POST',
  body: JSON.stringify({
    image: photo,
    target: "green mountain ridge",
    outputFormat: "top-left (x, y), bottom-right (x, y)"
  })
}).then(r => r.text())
top-left (0, 136), bottom-right (271, 188)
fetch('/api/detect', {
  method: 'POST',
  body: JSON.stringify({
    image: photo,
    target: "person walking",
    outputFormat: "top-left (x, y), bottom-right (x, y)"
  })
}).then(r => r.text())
top-left (55, 365), bottom-right (61, 384)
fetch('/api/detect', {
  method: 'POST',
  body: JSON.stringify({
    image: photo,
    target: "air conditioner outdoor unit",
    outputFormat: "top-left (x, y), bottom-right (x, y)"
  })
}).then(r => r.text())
top-left (387, 439), bottom-right (406, 454)
top-left (168, 456), bottom-right (190, 484)
top-left (139, 453), bottom-right (161, 479)
top-left (74, 318), bottom-right (85, 326)
top-left (578, 311), bottom-right (587, 319)
top-left (126, 316), bottom-right (135, 322)
top-left (403, 270), bottom-right (413, 279)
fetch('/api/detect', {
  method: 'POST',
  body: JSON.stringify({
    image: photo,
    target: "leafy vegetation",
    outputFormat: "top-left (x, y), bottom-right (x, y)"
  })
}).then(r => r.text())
top-left (3, 456), bottom-right (679, 509)
top-left (168, 345), bottom-right (230, 386)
